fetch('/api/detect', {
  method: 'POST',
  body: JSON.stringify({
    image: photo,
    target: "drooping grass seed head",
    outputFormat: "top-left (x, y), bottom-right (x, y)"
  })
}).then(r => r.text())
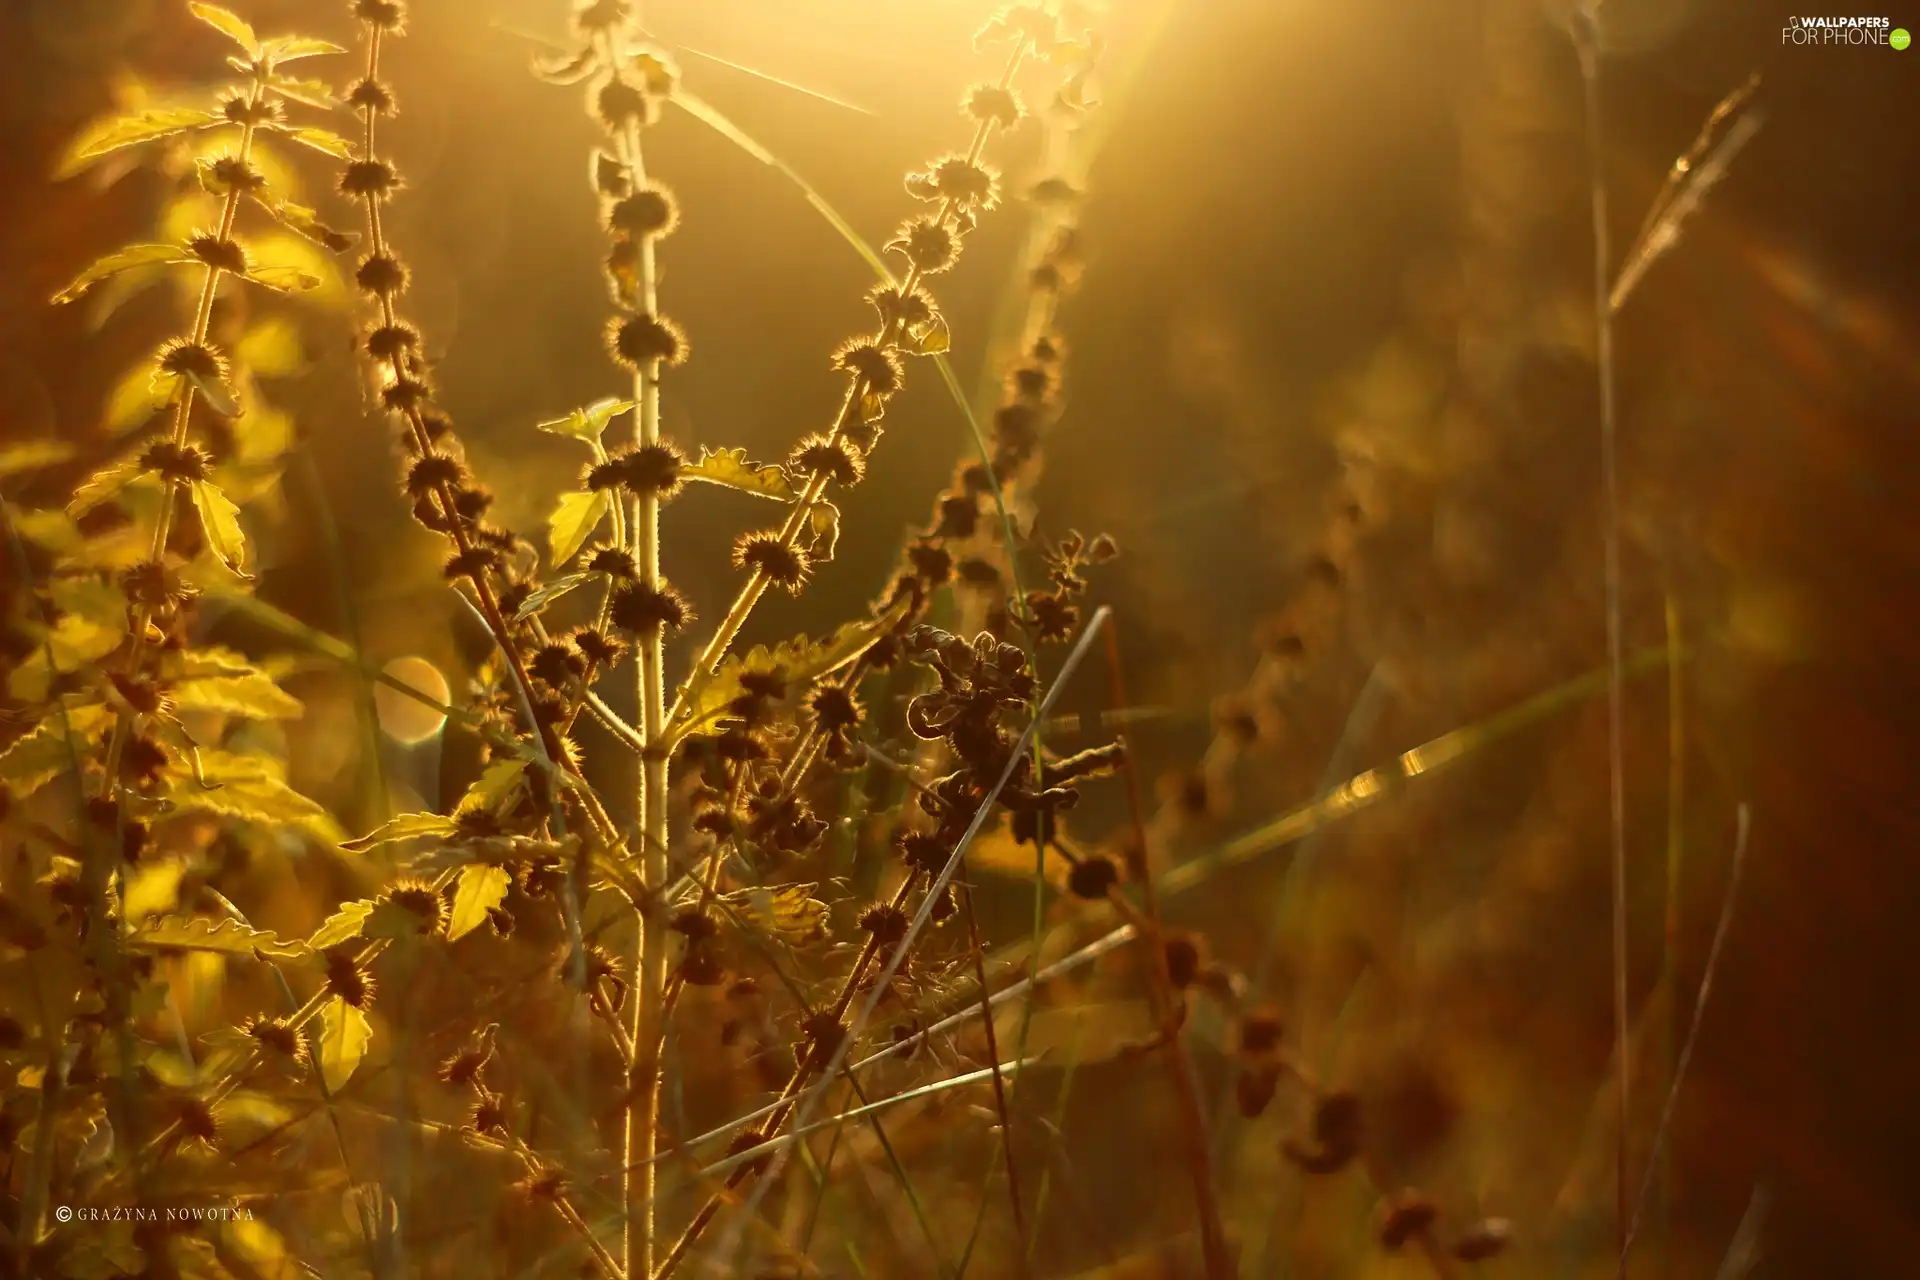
top-left (609, 580), bottom-right (692, 638)
top-left (607, 312), bottom-right (687, 369)
top-left (832, 339), bottom-right (904, 399)
top-left (732, 531), bottom-right (810, 594)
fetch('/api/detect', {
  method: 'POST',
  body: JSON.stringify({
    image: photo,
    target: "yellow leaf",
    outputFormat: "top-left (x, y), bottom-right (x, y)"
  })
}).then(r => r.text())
top-left (547, 489), bottom-right (610, 567)
top-left (318, 996), bottom-right (374, 1092)
top-left (187, 2), bottom-right (259, 55)
top-left (536, 397), bottom-right (633, 445)
top-left (683, 446), bottom-right (795, 501)
top-left (102, 366), bottom-right (176, 435)
top-left (720, 883), bottom-right (830, 944)
top-left (455, 758), bottom-right (529, 817)
top-left (263, 35), bottom-right (347, 65)
top-left (242, 263), bottom-right (323, 293)
top-left (235, 317), bottom-right (307, 378)
top-left (340, 812), bottom-right (457, 853)
top-left (270, 124), bottom-right (355, 160)
top-left (447, 864), bottom-right (512, 941)
top-left (0, 440), bottom-right (76, 479)
top-left (54, 110), bottom-right (223, 179)
top-left (307, 900), bottom-right (375, 951)
top-left (67, 457), bottom-right (146, 516)
top-left (122, 859), bottom-right (186, 923)
top-left (171, 666), bottom-right (304, 719)
top-left (50, 243), bottom-right (193, 305)
top-left (128, 914), bottom-right (311, 961)
top-left (513, 571), bottom-right (592, 619)
top-left (191, 480), bottom-right (249, 576)
top-left (0, 703), bottom-right (111, 794)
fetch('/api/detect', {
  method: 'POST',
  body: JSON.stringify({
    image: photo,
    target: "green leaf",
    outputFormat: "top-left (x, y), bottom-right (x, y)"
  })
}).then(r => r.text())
top-left (267, 124), bottom-right (355, 160)
top-left (307, 901), bottom-right (375, 951)
top-left (55, 109), bottom-right (223, 179)
top-left (455, 758), bottom-right (529, 817)
top-left (674, 592), bottom-right (915, 738)
top-left (129, 914), bottom-right (310, 962)
top-left (0, 440), bottom-right (77, 481)
top-left (249, 191), bottom-right (357, 253)
top-left (187, 2), bottom-right (260, 55)
top-left (340, 813), bottom-right (458, 853)
top-left (241, 263), bottom-right (324, 294)
top-left (514, 571), bottom-right (593, 619)
top-left (536, 397), bottom-right (633, 446)
top-left (0, 703), bottom-right (111, 794)
top-left (317, 996), bottom-right (373, 1092)
top-left (682, 446), bottom-right (795, 502)
top-left (547, 490), bottom-right (610, 568)
top-left (51, 244), bottom-right (194, 305)
top-left (447, 865), bottom-right (512, 942)
top-left (263, 35), bottom-right (347, 64)
top-left (191, 480), bottom-right (249, 576)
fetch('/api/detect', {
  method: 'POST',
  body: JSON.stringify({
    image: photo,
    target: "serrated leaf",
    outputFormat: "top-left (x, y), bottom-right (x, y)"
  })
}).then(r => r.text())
top-left (720, 883), bottom-right (829, 944)
top-left (103, 366), bottom-right (177, 435)
top-left (191, 479), bottom-right (248, 576)
top-left (447, 865), bottom-right (512, 941)
top-left (55, 110), bottom-right (223, 179)
top-left (129, 914), bottom-right (310, 961)
top-left (172, 666), bottom-right (304, 719)
top-left (250, 190), bottom-right (357, 253)
top-left (0, 440), bottom-right (77, 480)
top-left (455, 758), bottom-right (529, 817)
top-left (263, 35), bottom-right (347, 64)
top-left (674, 592), bottom-right (915, 737)
top-left (318, 996), bottom-right (373, 1092)
top-left (307, 901), bottom-right (375, 951)
top-left (51, 243), bottom-right (194, 305)
top-left (805, 499), bottom-right (841, 563)
top-left (547, 489), bottom-right (610, 568)
top-left (536, 397), bottom-right (632, 446)
top-left (67, 457), bottom-right (145, 516)
top-left (514, 571), bottom-right (592, 619)
top-left (902, 314), bottom-right (951, 356)
top-left (242, 263), bottom-right (323, 294)
top-left (187, 3), bottom-right (259, 55)
top-left (265, 75), bottom-right (340, 109)
top-left (161, 755), bottom-right (344, 843)
top-left (0, 702), bottom-right (111, 794)
top-left (682, 446), bottom-right (795, 501)
top-left (8, 614), bottom-right (123, 703)
top-left (122, 859), bottom-right (186, 922)
top-left (340, 812), bottom-right (458, 853)
top-left (268, 124), bottom-right (355, 160)
top-left (184, 366), bottom-right (240, 417)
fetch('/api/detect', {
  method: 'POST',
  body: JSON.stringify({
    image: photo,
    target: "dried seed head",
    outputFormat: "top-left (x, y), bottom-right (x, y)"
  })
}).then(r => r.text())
top-left (529, 642), bottom-right (585, 688)
top-left (1162, 933), bottom-right (1203, 988)
top-left (570, 625), bottom-right (625, 666)
top-left (964, 84), bottom-right (1022, 128)
top-left (617, 440), bottom-right (685, 497)
top-left (156, 338), bottom-right (227, 384)
top-left (732, 531), bottom-right (810, 594)
top-left (588, 545), bottom-right (639, 580)
top-left (609, 580), bottom-right (692, 637)
top-left (356, 254), bottom-right (408, 297)
top-left (888, 216), bottom-right (959, 274)
top-left (1377, 1190), bottom-right (1439, 1251)
top-left (807, 685), bottom-right (862, 733)
top-left (242, 1015), bottom-right (306, 1060)
top-left (681, 947), bottom-right (726, 986)
top-left (897, 830), bottom-right (948, 875)
top-left (340, 160), bottom-right (401, 199)
top-left (178, 1096), bottom-right (221, 1148)
top-left (870, 284), bottom-right (935, 330)
top-left (833, 338), bottom-right (904, 398)
top-left (354, 0), bottom-right (407, 30)
top-left (858, 902), bottom-right (909, 944)
top-left (573, 0), bottom-right (628, 32)
top-left (381, 879), bottom-right (447, 936)
top-left (1236, 1063), bottom-right (1281, 1118)
top-left (443, 546), bottom-right (501, 582)
top-left (907, 156), bottom-right (999, 209)
top-left (595, 76), bottom-right (655, 131)
top-left (1451, 1218), bottom-right (1513, 1263)
top-left (1313, 1089), bottom-right (1363, 1151)
top-left (1238, 1008), bottom-right (1284, 1056)
top-left (608, 312), bottom-right (688, 369)
top-left (366, 323), bottom-right (421, 362)
top-left (139, 441), bottom-right (211, 484)
top-left (405, 453), bottom-right (464, 498)
top-left (324, 948), bottom-right (376, 1008)
top-left (470, 1092), bottom-right (507, 1134)
top-left (607, 186), bottom-right (678, 238)
top-left (382, 376), bottom-right (432, 413)
top-left (669, 909), bottom-right (718, 941)
top-left (790, 434), bottom-right (866, 486)
top-left (348, 77), bottom-right (395, 113)
top-left (187, 233), bottom-right (248, 274)
top-left (120, 560), bottom-right (193, 609)
top-left (221, 94), bottom-right (284, 126)
top-left (1067, 854), bottom-right (1118, 899)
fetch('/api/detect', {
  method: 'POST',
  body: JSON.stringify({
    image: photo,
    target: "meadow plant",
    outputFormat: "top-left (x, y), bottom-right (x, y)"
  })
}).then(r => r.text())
top-left (0, 0), bottom-right (1767, 1275)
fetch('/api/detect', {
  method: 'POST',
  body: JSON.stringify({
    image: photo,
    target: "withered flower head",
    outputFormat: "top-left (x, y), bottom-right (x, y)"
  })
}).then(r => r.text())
top-left (732, 531), bottom-right (810, 594)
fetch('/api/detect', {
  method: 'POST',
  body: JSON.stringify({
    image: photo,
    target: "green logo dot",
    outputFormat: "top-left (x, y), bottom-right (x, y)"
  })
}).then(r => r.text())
top-left (1894, 27), bottom-right (1913, 50)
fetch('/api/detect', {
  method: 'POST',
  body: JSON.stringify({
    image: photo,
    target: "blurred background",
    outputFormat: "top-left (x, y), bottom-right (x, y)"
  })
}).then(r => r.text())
top-left (3, 0), bottom-right (1917, 1275)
